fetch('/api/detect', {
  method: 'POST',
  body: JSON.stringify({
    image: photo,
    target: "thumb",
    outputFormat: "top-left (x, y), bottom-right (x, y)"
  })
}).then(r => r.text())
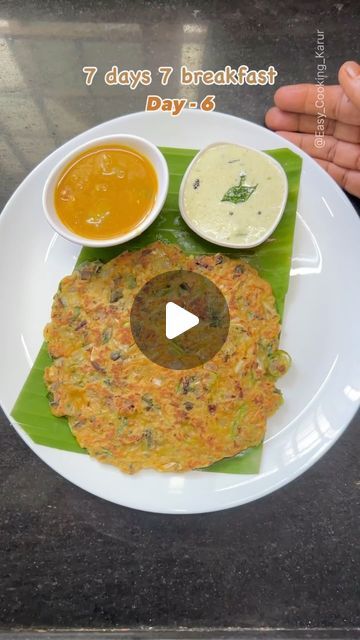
top-left (338, 61), bottom-right (360, 111)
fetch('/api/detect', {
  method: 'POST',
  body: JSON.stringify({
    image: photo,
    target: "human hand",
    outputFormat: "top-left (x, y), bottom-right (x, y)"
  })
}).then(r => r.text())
top-left (265, 61), bottom-right (360, 198)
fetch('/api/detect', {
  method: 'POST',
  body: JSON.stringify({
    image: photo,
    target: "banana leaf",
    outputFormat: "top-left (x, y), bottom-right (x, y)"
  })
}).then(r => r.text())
top-left (11, 146), bottom-right (302, 474)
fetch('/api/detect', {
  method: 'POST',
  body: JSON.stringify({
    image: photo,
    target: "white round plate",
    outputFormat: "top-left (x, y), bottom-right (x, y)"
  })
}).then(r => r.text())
top-left (0, 110), bottom-right (359, 514)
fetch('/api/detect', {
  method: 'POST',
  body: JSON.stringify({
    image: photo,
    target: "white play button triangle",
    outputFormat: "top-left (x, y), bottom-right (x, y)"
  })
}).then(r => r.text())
top-left (165, 302), bottom-right (199, 340)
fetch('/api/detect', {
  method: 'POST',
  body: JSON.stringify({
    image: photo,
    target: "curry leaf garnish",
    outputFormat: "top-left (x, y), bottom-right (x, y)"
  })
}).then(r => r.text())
top-left (221, 174), bottom-right (257, 204)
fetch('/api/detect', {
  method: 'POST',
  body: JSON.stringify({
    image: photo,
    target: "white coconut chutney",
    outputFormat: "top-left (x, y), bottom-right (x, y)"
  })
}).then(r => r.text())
top-left (182, 143), bottom-right (287, 247)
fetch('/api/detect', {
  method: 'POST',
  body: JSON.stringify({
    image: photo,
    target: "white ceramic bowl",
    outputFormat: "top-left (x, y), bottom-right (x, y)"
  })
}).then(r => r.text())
top-left (178, 142), bottom-right (288, 249)
top-left (42, 133), bottom-right (169, 247)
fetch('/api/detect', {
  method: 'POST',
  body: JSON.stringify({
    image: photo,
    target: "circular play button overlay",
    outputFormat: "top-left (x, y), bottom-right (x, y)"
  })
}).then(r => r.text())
top-left (130, 270), bottom-right (230, 370)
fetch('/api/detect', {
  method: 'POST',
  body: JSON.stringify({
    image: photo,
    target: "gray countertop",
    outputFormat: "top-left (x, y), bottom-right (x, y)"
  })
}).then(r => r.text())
top-left (0, 0), bottom-right (359, 633)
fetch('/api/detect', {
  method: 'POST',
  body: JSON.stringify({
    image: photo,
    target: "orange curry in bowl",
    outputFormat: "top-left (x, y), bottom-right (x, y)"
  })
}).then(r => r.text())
top-left (54, 144), bottom-right (158, 240)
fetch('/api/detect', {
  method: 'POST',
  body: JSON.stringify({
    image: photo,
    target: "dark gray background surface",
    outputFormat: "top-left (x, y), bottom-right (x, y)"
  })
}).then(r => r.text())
top-left (0, 0), bottom-right (359, 632)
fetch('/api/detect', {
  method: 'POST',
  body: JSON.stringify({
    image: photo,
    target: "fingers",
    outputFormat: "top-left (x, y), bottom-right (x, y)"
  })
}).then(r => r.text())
top-left (338, 61), bottom-right (360, 111)
top-left (273, 84), bottom-right (360, 125)
top-left (275, 131), bottom-right (360, 171)
top-left (274, 130), bottom-right (360, 196)
top-left (265, 63), bottom-right (360, 197)
top-left (316, 159), bottom-right (360, 198)
top-left (265, 106), bottom-right (360, 143)
top-left (265, 106), bottom-right (324, 133)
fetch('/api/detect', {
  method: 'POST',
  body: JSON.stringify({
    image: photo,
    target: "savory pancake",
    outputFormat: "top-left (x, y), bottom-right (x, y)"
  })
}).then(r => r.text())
top-left (44, 241), bottom-right (290, 473)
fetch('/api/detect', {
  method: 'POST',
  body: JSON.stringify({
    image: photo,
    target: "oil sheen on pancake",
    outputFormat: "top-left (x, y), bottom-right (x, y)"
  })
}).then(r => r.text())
top-left (44, 241), bottom-right (290, 473)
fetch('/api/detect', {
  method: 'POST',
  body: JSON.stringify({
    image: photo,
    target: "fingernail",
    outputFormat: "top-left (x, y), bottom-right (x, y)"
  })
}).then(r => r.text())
top-left (344, 61), bottom-right (360, 79)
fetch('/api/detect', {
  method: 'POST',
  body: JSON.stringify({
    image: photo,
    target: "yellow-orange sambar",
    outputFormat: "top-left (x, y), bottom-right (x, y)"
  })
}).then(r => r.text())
top-left (54, 144), bottom-right (158, 240)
